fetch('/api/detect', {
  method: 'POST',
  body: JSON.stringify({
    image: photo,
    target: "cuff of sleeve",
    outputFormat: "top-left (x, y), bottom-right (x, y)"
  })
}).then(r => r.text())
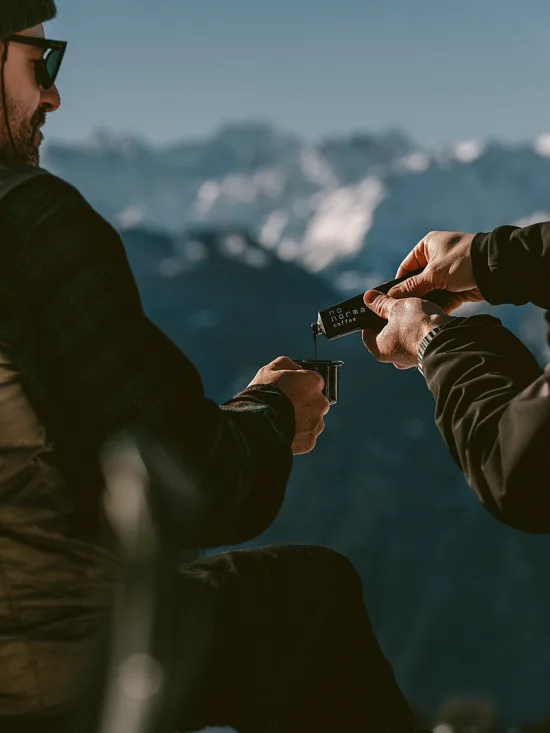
top-left (420, 314), bottom-right (542, 394)
top-left (222, 384), bottom-right (296, 444)
top-left (417, 324), bottom-right (450, 376)
top-left (471, 226), bottom-right (525, 305)
top-left (470, 231), bottom-right (497, 303)
top-left (417, 315), bottom-right (503, 378)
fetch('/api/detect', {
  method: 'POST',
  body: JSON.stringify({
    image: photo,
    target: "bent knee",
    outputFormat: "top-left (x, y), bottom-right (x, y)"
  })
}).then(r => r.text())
top-left (275, 544), bottom-right (363, 592)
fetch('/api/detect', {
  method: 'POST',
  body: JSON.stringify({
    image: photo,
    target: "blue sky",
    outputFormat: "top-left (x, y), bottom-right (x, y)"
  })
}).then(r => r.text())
top-left (44, 0), bottom-right (550, 148)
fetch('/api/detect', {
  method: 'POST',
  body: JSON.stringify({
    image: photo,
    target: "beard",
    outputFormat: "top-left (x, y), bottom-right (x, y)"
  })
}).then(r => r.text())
top-left (0, 89), bottom-right (44, 167)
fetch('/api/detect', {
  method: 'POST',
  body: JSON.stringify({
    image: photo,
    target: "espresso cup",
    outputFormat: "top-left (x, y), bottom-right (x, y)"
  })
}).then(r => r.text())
top-left (293, 359), bottom-right (344, 405)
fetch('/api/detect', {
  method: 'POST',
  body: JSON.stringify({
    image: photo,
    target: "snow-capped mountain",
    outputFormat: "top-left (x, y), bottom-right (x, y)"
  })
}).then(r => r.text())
top-left (43, 123), bottom-right (550, 299)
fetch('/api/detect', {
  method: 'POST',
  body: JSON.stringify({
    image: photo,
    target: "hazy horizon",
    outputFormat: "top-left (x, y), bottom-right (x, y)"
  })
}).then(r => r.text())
top-left (43, 0), bottom-right (550, 149)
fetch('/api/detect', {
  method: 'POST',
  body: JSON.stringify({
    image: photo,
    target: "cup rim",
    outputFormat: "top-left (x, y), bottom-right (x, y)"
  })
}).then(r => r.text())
top-left (294, 359), bottom-right (344, 366)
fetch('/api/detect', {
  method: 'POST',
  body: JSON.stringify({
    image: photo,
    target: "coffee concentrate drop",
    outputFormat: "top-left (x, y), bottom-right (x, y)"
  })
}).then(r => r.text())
top-left (311, 323), bottom-right (318, 360)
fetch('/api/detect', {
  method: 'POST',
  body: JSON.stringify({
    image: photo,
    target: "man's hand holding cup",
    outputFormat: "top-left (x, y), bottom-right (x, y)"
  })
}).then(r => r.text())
top-left (248, 357), bottom-right (330, 455)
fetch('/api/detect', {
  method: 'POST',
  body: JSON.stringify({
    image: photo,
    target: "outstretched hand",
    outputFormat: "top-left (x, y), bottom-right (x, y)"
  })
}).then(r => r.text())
top-left (387, 230), bottom-right (483, 311)
top-left (362, 290), bottom-right (453, 369)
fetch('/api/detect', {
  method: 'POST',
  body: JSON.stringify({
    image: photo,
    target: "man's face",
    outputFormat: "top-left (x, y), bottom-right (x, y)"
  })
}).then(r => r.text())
top-left (0, 23), bottom-right (61, 166)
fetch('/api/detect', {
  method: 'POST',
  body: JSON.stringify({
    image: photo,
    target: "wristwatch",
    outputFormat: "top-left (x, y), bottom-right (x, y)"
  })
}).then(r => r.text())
top-left (417, 325), bottom-right (447, 376)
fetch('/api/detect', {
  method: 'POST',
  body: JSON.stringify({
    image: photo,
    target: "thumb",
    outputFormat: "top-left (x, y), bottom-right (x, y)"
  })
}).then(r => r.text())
top-left (363, 289), bottom-right (393, 320)
top-left (387, 271), bottom-right (436, 299)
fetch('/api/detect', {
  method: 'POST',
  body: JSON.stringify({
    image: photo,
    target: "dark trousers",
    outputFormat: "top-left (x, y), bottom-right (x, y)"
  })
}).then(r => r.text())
top-left (181, 544), bottom-right (413, 733)
top-left (1, 545), bottom-right (413, 733)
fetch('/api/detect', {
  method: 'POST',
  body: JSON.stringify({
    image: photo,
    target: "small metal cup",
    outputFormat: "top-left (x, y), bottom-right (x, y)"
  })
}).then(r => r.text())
top-left (293, 359), bottom-right (344, 405)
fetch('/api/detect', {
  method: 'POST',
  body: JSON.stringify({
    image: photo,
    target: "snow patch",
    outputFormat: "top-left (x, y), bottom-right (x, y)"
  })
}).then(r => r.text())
top-left (184, 239), bottom-right (208, 262)
top-left (222, 175), bottom-right (258, 204)
top-left (195, 181), bottom-right (221, 216)
top-left (252, 169), bottom-right (285, 198)
top-left (221, 234), bottom-right (247, 257)
top-left (398, 152), bottom-right (430, 174)
top-left (278, 238), bottom-right (301, 262)
top-left (300, 148), bottom-right (339, 189)
top-left (300, 177), bottom-right (386, 272)
top-left (83, 127), bottom-right (145, 157)
top-left (219, 234), bottom-right (269, 268)
top-left (454, 139), bottom-right (485, 163)
top-left (534, 134), bottom-right (550, 157)
top-left (514, 210), bottom-right (550, 227)
top-left (195, 171), bottom-right (286, 217)
top-left (259, 211), bottom-right (289, 248)
top-left (243, 248), bottom-right (269, 268)
top-left (114, 205), bottom-right (145, 230)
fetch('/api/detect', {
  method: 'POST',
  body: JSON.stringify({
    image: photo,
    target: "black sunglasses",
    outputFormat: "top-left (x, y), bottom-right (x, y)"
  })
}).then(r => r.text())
top-left (8, 35), bottom-right (67, 90)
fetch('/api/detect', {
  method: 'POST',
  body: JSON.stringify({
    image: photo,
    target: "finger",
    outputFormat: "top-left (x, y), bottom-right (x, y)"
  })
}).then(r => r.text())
top-left (438, 289), bottom-right (483, 314)
top-left (395, 239), bottom-right (428, 279)
top-left (303, 399), bottom-right (329, 430)
top-left (307, 392), bottom-right (330, 418)
top-left (270, 356), bottom-right (301, 371)
top-left (319, 395), bottom-right (331, 417)
top-left (300, 369), bottom-right (325, 391)
top-left (291, 432), bottom-right (317, 456)
top-left (387, 270), bottom-right (437, 299)
top-left (363, 289), bottom-right (394, 320)
top-left (460, 288), bottom-right (484, 304)
top-left (291, 436), bottom-right (309, 455)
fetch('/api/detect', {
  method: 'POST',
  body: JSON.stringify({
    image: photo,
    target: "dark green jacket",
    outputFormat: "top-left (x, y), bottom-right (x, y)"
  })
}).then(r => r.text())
top-left (0, 166), bottom-right (295, 716)
top-left (423, 223), bottom-right (550, 533)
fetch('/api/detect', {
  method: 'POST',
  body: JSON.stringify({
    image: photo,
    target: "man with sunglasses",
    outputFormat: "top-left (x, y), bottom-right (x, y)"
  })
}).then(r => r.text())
top-left (0, 23), bottom-right (64, 165)
top-left (0, 3), bottom-right (420, 733)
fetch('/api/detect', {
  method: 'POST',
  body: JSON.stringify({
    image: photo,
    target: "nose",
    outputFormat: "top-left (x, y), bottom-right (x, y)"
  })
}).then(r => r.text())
top-left (40, 82), bottom-right (61, 112)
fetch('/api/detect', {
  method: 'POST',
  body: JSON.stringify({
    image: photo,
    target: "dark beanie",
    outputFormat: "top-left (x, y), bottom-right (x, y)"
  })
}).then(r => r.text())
top-left (0, 0), bottom-right (57, 40)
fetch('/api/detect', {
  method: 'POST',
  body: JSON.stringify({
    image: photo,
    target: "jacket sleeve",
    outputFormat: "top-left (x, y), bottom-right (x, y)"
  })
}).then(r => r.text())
top-left (471, 222), bottom-right (550, 309)
top-left (422, 314), bottom-right (550, 533)
top-left (0, 173), bottom-right (296, 548)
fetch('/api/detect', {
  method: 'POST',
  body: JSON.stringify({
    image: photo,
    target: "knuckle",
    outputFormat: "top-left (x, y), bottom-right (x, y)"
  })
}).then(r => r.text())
top-left (272, 355), bottom-right (295, 369)
top-left (284, 356), bottom-right (301, 369)
top-left (402, 298), bottom-right (419, 312)
top-left (301, 369), bottom-right (324, 389)
top-left (400, 277), bottom-right (417, 294)
top-left (292, 432), bottom-right (316, 455)
top-left (312, 371), bottom-right (325, 388)
top-left (311, 397), bottom-right (330, 420)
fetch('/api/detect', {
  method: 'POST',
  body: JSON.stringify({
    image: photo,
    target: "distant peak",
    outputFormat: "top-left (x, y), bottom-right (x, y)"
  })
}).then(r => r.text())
top-left (454, 139), bottom-right (485, 163)
top-left (84, 126), bottom-right (149, 155)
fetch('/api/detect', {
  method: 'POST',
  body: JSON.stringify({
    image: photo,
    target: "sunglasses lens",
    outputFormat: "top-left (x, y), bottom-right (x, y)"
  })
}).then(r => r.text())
top-left (37, 49), bottom-right (61, 89)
